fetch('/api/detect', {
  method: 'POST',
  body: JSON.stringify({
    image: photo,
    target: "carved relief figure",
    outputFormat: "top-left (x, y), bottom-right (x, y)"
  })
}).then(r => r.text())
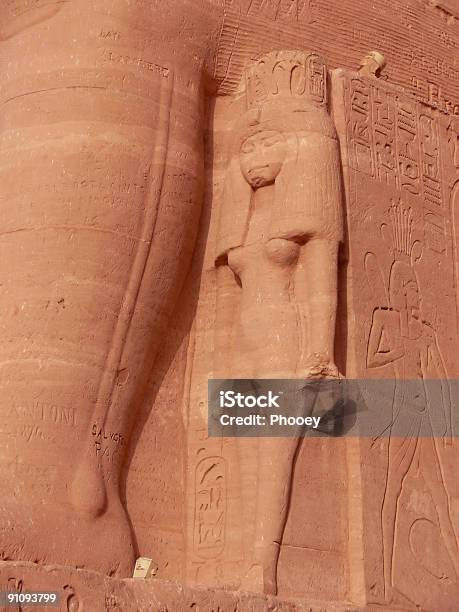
top-left (366, 202), bottom-right (459, 602)
top-left (215, 51), bottom-right (343, 594)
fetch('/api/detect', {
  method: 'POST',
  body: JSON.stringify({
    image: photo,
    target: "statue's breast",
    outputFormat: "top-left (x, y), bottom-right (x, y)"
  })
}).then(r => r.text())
top-left (227, 238), bottom-right (300, 278)
top-left (264, 238), bottom-right (300, 267)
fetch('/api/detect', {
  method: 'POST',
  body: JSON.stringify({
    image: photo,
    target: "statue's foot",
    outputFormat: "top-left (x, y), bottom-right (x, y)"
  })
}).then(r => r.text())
top-left (384, 584), bottom-right (419, 610)
top-left (240, 563), bottom-right (277, 595)
top-left (383, 583), bottom-right (417, 608)
top-left (383, 584), bottom-right (394, 605)
top-left (240, 543), bottom-right (279, 595)
top-left (0, 499), bottom-right (135, 577)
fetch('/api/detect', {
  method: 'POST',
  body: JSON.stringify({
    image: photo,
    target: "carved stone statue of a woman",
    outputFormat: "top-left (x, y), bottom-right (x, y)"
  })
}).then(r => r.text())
top-left (215, 50), bottom-right (344, 594)
top-left (216, 50), bottom-right (343, 379)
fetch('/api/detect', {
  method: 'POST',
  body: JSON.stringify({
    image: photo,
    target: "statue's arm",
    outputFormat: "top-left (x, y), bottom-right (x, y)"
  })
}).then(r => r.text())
top-left (366, 309), bottom-right (403, 368)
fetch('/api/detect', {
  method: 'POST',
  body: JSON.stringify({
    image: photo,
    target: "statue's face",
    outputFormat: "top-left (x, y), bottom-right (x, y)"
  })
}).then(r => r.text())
top-left (239, 130), bottom-right (286, 189)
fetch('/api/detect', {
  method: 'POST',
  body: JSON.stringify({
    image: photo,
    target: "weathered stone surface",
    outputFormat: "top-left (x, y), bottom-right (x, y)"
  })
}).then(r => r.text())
top-left (0, 0), bottom-right (458, 610)
top-left (0, 561), bottom-right (381, 612)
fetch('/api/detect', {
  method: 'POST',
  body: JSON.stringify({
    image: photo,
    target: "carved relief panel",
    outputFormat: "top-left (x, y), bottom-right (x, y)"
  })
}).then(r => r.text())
top-left (332, 69), bottom-right (459, 608)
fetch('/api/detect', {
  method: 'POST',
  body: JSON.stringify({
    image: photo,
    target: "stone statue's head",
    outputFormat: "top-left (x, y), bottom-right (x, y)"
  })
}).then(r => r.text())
top-left (233, 49), bottom-right (330, 190)
top-left (359, 50), bottom-right (386, 76)
top-left (389, 260), bottom-right (421, 320)
top-left (389, 259), bottom-right (423, 339)
top-left (386, 203), bottom-right (422, 335)
top-left (239, 129), bottom-right (287, 189)
top-left (226, 95), bottom-right (337, 201)
top-left (216, 50), bottom-right (340, 261)
top-left (234, 106), bottom-right (300, 194)
top-left (216, 97), bottom-right (340, 262)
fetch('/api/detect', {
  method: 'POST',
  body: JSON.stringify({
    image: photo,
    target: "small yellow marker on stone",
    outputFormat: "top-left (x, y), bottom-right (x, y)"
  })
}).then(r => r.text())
top-left (133, 557), bottom-right (158, 579)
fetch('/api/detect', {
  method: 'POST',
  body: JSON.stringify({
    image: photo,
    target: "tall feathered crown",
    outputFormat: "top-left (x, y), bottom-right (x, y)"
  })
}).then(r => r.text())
top-left (245, 50), bottom-right (328, 109)
top-left (388, 201), bottom-right (414, 260)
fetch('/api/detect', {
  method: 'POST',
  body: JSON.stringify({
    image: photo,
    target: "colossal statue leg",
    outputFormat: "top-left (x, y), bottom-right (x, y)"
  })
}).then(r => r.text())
top-left (0, 0), bottom-right (223, 575)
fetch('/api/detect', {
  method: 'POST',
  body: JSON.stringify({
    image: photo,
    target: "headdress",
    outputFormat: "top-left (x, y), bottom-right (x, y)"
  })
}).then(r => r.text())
top-left (388, 201), bottom-right (414, 262)
top-left (245, 50), bottom-right (328, 110)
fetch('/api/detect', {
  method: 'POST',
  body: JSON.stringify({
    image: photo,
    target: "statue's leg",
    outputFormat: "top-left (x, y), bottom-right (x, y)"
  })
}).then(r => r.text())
top-left (420, 437), bottom-right (459, 578)
top-left (233, 240), bottom-right (301, 377)
top-left (241, 437), bottom-right (302, 595)
top-left (214, 264), bottom-right (243, 377)
top-left (0, 1), bottom-right (204, 575)
top-left (231, 245), bottom-right (305, 592)
top-left (381, 432), bottom-right (418, 601)
top-left (294, 238), bottom-right (340, 376)
top-left (237, 436), bottom-right (260, 582)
